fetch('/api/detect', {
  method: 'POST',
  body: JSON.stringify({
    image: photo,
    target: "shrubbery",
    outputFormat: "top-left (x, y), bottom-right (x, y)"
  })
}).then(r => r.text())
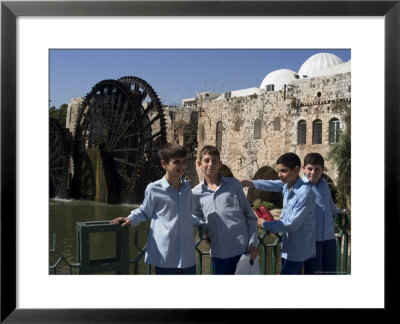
top-left (252, 198), bottom-right (278, 210)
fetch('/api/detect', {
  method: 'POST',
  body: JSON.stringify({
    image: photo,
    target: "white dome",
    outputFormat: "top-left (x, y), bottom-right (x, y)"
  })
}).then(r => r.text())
top-left (260, 69), bottom-right (297, 91)
top-left (298, 53), bottom-right (343, 78)
top-left (312, 61), bottom-right (351, 77)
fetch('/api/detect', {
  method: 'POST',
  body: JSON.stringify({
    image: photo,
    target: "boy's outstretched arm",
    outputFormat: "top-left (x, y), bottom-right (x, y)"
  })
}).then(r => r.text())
top-left (240, 179), bottom-right (255, 188)
top-left (252, 179), bottom-right (284, 192)
top-left (110, 186), bottom-right (153, 227)
top-left (329, 189), bottom-right (346, 216)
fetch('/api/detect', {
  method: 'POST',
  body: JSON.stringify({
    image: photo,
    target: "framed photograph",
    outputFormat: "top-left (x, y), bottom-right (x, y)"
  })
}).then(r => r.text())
top-left (1, 0), bottom-right (398, 321)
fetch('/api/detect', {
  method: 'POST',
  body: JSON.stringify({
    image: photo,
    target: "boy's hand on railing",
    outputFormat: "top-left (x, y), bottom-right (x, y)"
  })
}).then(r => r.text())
top-left (110, 217), bottom-right (131, 227)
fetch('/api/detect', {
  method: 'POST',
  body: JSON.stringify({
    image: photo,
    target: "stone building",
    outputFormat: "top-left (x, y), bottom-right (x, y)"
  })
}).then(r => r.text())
top-left (192, 52), bottom-right (351, 206)
top-left (65, 97), bottom-right (84, 136)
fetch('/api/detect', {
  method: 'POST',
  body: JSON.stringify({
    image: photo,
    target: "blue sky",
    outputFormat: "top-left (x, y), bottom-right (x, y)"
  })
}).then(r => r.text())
top-left (49, 49), bottom-right (351, 108)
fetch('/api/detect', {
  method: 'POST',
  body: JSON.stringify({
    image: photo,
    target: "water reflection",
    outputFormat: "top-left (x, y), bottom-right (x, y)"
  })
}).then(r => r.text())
top-left (49, 199), bottom-right (149, 274)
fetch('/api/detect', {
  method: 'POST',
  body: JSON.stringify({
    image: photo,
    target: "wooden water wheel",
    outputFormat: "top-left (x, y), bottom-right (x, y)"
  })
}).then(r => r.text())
top-left (71, 77), bottom-right (167, 203)
top-left (49, 118), bottom-right (69, 198)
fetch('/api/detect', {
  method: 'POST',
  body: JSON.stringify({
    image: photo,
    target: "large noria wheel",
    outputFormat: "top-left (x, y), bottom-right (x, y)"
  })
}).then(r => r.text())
top-left (71, 79), bottom-right (146, 203)
top-left (119, 76), bottom-right (167, 200)
top-left (49, 118), bottom-right (69, 198)
top-left (119, 76), bottom-right (167, 166)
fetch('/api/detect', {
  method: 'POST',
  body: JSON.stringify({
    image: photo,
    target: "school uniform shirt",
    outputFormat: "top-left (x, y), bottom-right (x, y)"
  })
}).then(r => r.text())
top-left (192, 176), bottom-right (259, 259)
top-left (301, 174), bottom-right (342, 241)
top-left (127, 176), bottom-right (196, 269)
top-left (253, 177), bottom-right (316, 262)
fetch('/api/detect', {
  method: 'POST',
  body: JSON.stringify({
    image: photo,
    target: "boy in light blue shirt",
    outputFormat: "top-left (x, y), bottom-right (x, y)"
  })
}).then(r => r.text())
top-left (110, 143), bottom-right (196, 275)
top-left (241, 152), bottom-right (316, 275)
top-left (302, 153), bottom-right (346, 274)
top-left (192, 145), bottom-right (259, 274)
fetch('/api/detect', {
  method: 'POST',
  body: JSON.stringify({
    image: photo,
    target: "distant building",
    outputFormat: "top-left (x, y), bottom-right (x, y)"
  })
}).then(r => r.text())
top-left (182, 98), bottom-right (197, 108)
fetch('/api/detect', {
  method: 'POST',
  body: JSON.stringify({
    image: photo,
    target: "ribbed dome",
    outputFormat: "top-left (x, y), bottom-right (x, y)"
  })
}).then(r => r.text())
top-left (260, 69), bottom-right (297, 91)
top-left (298, 53), bottom-right (343, 78)
top-left (312, 61), bottom-right (351, 77)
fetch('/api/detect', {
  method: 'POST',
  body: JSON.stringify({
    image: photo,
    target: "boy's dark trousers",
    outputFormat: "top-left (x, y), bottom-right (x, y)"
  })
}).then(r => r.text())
top-left (304, 239), bottom-right (337, 274)
top-left (155, 265), bottom-right (196, 275)
top-left (280, 258), bottom-right (304, 275)
top-left (212, 254), bottom-right (242, 274)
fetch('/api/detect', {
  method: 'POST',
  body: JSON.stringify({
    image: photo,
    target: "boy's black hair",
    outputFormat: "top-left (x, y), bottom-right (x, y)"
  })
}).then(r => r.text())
top-left (158, 143), bottom-right (187, 163)
top-left (276, 152), bottom-right (301, 170)
top-left (198, 145), bottom-right (220, 161)
top-left (304, 152), bottom-right (325, 167)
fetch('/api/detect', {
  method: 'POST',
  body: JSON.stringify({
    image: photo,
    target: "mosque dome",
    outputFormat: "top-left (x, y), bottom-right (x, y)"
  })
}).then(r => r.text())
top-left (298, 53), bottom-right (343, 78)
top-left (312, 60), bottom-right (351, 77)
top-left (259, 69), bottom-right (297, 91)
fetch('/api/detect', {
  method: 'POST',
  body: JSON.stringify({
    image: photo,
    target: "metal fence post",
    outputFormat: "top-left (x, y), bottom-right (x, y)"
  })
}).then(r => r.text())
top-left (76, 221), bottom-right (129, 274)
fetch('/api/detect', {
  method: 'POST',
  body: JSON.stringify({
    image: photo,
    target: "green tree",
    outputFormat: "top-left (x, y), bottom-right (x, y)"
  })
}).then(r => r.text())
top-left (328, 103), bottom-right (351, 209)
top-left (184, 118), bottom-right (198, 153)
top-left (49, 104), bottom-right (68, 127)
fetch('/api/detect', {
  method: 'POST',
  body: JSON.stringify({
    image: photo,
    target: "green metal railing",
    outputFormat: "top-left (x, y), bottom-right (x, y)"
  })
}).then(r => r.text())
top-left (258, 231), bottom-right (282, 274)
top-left (50, 214), bottom-right (350, 275)
top-left (335, 213), bottom-right (351, 274)
top-left (195, 227), bottom-right (214, 274)
top-left (130, 229), bottom-right (153, 274)
top-left (76, 221), bottom-right (130, 274)
top-left (49, 233), bottom-right (80, 274)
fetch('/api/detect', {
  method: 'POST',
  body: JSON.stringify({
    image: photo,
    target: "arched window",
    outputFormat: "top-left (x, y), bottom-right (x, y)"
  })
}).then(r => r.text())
top-left (273, 117), bottom-right (281, 131)
top-left (297, 120), bottom-right (307, 145)
top-left (329, 118), bottom-right (340, 144)
top-left (254, 119), bottom-right (262, 139)
top-left (312, 119), bottom-right (322, 144)
top-left (216, 121), bottom-right (222, 152)
top-left (220, 165), bottom-right (234, 178)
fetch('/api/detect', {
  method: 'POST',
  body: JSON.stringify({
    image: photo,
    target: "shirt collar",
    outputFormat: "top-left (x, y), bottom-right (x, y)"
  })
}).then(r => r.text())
top-left (301, 173), bottom-right (310, 183)
top-left (160, 176), bottom-right (185, 191)
top-left (200, 174), bottom-right (225, 191)
top-left (286, 176), bottom-right (303, 193)
top-left (160, 176), bottom-right (171, 189)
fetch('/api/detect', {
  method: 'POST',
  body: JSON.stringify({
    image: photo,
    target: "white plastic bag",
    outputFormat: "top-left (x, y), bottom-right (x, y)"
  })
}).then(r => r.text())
top-left (234, 254), bottom-right (261, 275)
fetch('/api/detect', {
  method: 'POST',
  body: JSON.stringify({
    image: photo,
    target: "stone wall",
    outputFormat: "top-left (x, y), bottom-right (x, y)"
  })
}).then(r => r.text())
top-left (66, 97), bottom-right (84, 135)
top-left (163, 105), bottom-right (200, 187)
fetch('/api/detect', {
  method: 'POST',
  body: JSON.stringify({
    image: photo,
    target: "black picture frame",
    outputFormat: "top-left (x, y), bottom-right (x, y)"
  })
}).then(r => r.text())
top-left (1, 0), bottom-right (399, 322)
